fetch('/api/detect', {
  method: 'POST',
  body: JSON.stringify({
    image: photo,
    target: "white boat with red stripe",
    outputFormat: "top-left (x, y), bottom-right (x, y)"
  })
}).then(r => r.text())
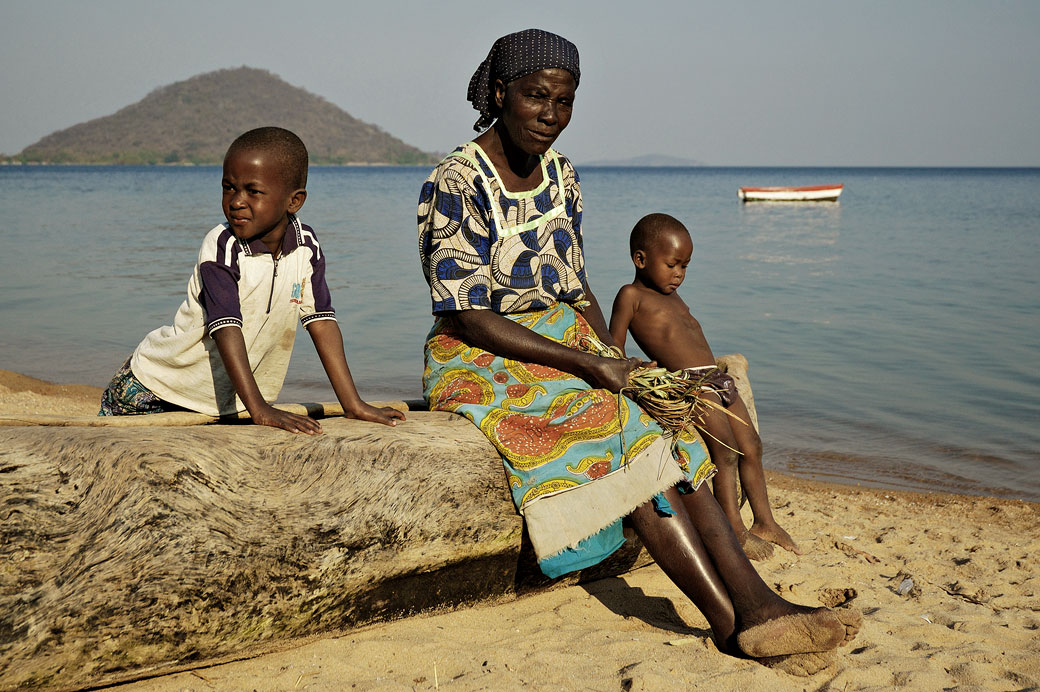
top-left (738, 184), bottom-right (844, 202)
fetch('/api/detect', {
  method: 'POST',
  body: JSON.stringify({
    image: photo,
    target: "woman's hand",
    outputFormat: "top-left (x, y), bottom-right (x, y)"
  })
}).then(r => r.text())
top-left (582, 355), bottom-right (647, 393)
top-left (344, 402), bottom-right (406, 427)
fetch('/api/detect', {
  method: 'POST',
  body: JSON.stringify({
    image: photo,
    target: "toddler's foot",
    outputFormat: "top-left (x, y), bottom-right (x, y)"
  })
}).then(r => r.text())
top-left (737, 605), bottom-right (858, 658)
top-left (738, 529), bottom-right (774, 560)
top-left (751, 521), bottom-right (802, 555)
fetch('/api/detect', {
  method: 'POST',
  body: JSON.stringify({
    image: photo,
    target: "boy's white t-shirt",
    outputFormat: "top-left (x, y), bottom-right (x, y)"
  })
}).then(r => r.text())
top-left (131, 215), bottom-right (336, 416)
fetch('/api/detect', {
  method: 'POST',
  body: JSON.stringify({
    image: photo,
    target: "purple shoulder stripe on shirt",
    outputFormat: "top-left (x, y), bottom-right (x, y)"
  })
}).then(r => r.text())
top-left (200, 226), bottom-right (244, 329)
top-left (299, 223), bottom-right (335, 315)
top-left (297, 221), bottom-right (322, 261)
top-left (211, 225), bottom-right (243, 272)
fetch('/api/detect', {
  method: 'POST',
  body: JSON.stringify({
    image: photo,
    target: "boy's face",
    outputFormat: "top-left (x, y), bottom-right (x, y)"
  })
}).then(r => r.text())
top-left (633, 228), bottom-right (693, 295)
top-left (221, 148), bottom-right (305, 246)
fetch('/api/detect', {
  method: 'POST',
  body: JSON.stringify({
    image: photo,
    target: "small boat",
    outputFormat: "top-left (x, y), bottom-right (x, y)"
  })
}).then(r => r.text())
top-left (738, 184), bottom-right (844, 202)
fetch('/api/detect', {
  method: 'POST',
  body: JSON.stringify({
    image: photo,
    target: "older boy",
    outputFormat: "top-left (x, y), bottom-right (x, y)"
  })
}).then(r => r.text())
top-left (609, 213), bottom-right (798, 559)
top-left (99, 127), bottom-right (403, 433)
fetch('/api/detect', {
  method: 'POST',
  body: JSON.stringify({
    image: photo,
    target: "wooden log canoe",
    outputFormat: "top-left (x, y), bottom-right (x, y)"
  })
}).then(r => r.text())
top-left (0, 355), bottom-right (756, 690)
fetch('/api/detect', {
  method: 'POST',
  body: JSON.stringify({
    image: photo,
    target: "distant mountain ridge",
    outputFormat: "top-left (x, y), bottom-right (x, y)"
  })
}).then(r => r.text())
top-left (581, 153), bottom-right (705, 167)
top-left (9, 67), bottom-right (437, 165)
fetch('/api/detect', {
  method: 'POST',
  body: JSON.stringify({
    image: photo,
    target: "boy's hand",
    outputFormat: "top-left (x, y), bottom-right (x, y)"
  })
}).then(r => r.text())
top-left (252, 403), bottom-right (324, 435)
top-left (212, 327), bottom-right (322, 434)
top-left (344, 402), bottom-right (406, 427)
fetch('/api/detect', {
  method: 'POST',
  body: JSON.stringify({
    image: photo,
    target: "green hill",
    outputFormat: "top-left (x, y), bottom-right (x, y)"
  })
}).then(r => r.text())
top-left (10, 67), bottom-right (437, 165)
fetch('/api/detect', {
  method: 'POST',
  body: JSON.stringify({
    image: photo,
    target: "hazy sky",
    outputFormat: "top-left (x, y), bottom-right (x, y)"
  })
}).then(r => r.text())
top-left (2, 0), bottom-right (1038, 166)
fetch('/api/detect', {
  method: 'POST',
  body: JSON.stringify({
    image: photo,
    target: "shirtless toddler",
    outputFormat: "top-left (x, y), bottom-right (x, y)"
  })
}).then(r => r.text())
top-left (609, 213), bottom-right (799, 559)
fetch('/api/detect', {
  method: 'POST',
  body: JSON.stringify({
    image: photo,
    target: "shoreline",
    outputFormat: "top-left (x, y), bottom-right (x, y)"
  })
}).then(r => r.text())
top-left (765, 447), bottom-right (1040, 505)
top-left (2, 368), bottom-right (1038, 689)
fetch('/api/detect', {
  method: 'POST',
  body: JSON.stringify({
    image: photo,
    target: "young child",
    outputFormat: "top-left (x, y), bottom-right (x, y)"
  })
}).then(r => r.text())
top-left (610, 213), bottom-right (798, 559)
top-left (99, 126), bottom-right (404, 433)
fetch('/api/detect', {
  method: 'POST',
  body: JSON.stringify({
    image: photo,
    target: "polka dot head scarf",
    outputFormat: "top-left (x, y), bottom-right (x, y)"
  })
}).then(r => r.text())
top-left (467, 29), bottom-right (580, 132)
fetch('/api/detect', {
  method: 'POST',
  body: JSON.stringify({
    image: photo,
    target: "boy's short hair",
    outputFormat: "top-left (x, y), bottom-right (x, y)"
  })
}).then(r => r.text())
top-left (225, 127), bottom-right (309, 189)
top-left (630, 213), bottom-right (689, 255)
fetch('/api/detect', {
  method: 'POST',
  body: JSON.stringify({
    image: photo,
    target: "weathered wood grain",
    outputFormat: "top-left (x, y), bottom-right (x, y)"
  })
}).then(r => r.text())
top-left (0, 413), bottom-right (518, 690)
top-left (0, 355), bottom-right (757, 690)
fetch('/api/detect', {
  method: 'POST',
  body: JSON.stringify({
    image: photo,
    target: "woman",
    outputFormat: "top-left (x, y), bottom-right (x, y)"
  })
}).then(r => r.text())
top-left (417, 29), bottom-right (858, 670)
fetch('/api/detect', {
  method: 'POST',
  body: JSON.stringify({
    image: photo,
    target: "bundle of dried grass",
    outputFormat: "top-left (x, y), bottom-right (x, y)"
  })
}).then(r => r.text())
top-left (578, 333), bottom-right (745, 445)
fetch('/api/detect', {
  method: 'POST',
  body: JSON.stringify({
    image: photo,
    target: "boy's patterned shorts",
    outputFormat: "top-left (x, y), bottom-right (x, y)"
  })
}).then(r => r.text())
top-left (97, 356), bottom-right (180, 416)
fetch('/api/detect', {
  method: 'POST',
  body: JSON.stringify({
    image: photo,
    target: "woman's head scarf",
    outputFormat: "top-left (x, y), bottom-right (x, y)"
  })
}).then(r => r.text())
top-left (467, 29), bottom-right (580, 132)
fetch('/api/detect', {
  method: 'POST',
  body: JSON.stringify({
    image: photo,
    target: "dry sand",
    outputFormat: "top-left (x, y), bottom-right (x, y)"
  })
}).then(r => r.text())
top-left (3, 370), bottom-right (1038, 692)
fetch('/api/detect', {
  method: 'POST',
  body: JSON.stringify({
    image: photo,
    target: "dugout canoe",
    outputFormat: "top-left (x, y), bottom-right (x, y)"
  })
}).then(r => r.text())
top-left (738, 184), bottom-right (844, 202)
top-left (0, 356), bottom-right (758, 691)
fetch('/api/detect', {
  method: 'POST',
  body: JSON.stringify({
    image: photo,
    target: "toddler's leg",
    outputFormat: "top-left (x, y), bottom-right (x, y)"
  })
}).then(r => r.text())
top-left (699, 394), bottom-right (773, 560)
top-left (728, 394), bottom-right (801, 554)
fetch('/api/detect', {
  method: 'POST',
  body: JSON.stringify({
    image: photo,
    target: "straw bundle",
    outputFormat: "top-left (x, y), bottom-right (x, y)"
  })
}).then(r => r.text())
top-left (578, 334), bottom-right (744, 444)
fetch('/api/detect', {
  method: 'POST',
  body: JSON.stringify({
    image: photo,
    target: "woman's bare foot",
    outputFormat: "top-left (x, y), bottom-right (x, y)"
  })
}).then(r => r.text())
top-left (759, 649), bottom-right (837, 676)
top-left (738, 528), bottom-right (774, 560)
top-left (833, 605), bottom-right (862, 646)
top-left (750, 521), bottom-right (802, 555)
top-left (736, 606), bottom-right (852, 658)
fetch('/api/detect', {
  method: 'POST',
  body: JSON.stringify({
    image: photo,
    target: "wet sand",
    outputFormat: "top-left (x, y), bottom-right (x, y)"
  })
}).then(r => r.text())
top-left (3, 370), bottom-right (1037, 691)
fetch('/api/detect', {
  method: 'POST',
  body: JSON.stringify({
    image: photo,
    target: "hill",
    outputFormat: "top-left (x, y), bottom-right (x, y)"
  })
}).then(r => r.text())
top-left (10, 67), bottom-right (437, 166)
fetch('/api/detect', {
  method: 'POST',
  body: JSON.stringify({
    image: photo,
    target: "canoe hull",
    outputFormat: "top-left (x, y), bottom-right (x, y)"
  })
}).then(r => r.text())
top-left (738, 184), bottom-right (844, 202)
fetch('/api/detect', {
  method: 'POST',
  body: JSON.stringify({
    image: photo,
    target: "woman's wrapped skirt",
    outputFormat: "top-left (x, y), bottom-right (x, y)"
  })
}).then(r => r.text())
top-left (423, 303), bottom-right (715, 577)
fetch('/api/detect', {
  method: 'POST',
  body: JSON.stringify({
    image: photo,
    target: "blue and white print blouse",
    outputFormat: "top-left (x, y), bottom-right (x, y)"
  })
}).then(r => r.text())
top-left (417, 142), bottom-right (586, 315)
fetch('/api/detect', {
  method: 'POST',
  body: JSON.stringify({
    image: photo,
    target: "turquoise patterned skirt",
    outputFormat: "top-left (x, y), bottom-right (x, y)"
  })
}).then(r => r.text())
top-left (422, 303), bottom-right (715, 577)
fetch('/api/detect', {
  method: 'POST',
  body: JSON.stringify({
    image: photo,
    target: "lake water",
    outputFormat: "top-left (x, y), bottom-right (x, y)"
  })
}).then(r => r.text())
top-left (1, 164), bottom-right (1037, 502)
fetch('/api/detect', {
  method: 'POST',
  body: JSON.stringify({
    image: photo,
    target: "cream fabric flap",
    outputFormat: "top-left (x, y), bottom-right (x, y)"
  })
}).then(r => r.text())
top-left (521, 437), bottom-right (685, 561)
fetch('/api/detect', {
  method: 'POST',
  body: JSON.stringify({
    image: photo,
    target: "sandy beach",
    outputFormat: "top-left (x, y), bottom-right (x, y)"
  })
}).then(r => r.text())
top-left (3, 370), bottom-right (1037, 691)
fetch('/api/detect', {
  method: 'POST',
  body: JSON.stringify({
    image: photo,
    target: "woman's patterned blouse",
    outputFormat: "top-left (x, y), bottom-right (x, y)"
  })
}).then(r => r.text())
top-left (417, 142), bottom-right (586, 315)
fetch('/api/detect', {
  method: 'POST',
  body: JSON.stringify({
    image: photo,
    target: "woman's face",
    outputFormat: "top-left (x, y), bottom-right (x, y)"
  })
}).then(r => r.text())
top-left (494, 68), bottom-right (576, 156)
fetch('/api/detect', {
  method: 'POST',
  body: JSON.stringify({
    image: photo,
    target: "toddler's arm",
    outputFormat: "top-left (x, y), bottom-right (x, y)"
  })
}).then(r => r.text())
top-left (306, 320), bottom-right (405, 427)
top-left (212, 326), bottom-right (324, 434)
top-left (608, 286), bottom-right (638, 352)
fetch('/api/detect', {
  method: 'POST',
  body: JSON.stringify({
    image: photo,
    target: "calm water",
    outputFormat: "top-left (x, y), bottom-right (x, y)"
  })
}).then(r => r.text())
top-left (1, 165), bottom-right (1037, 501)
